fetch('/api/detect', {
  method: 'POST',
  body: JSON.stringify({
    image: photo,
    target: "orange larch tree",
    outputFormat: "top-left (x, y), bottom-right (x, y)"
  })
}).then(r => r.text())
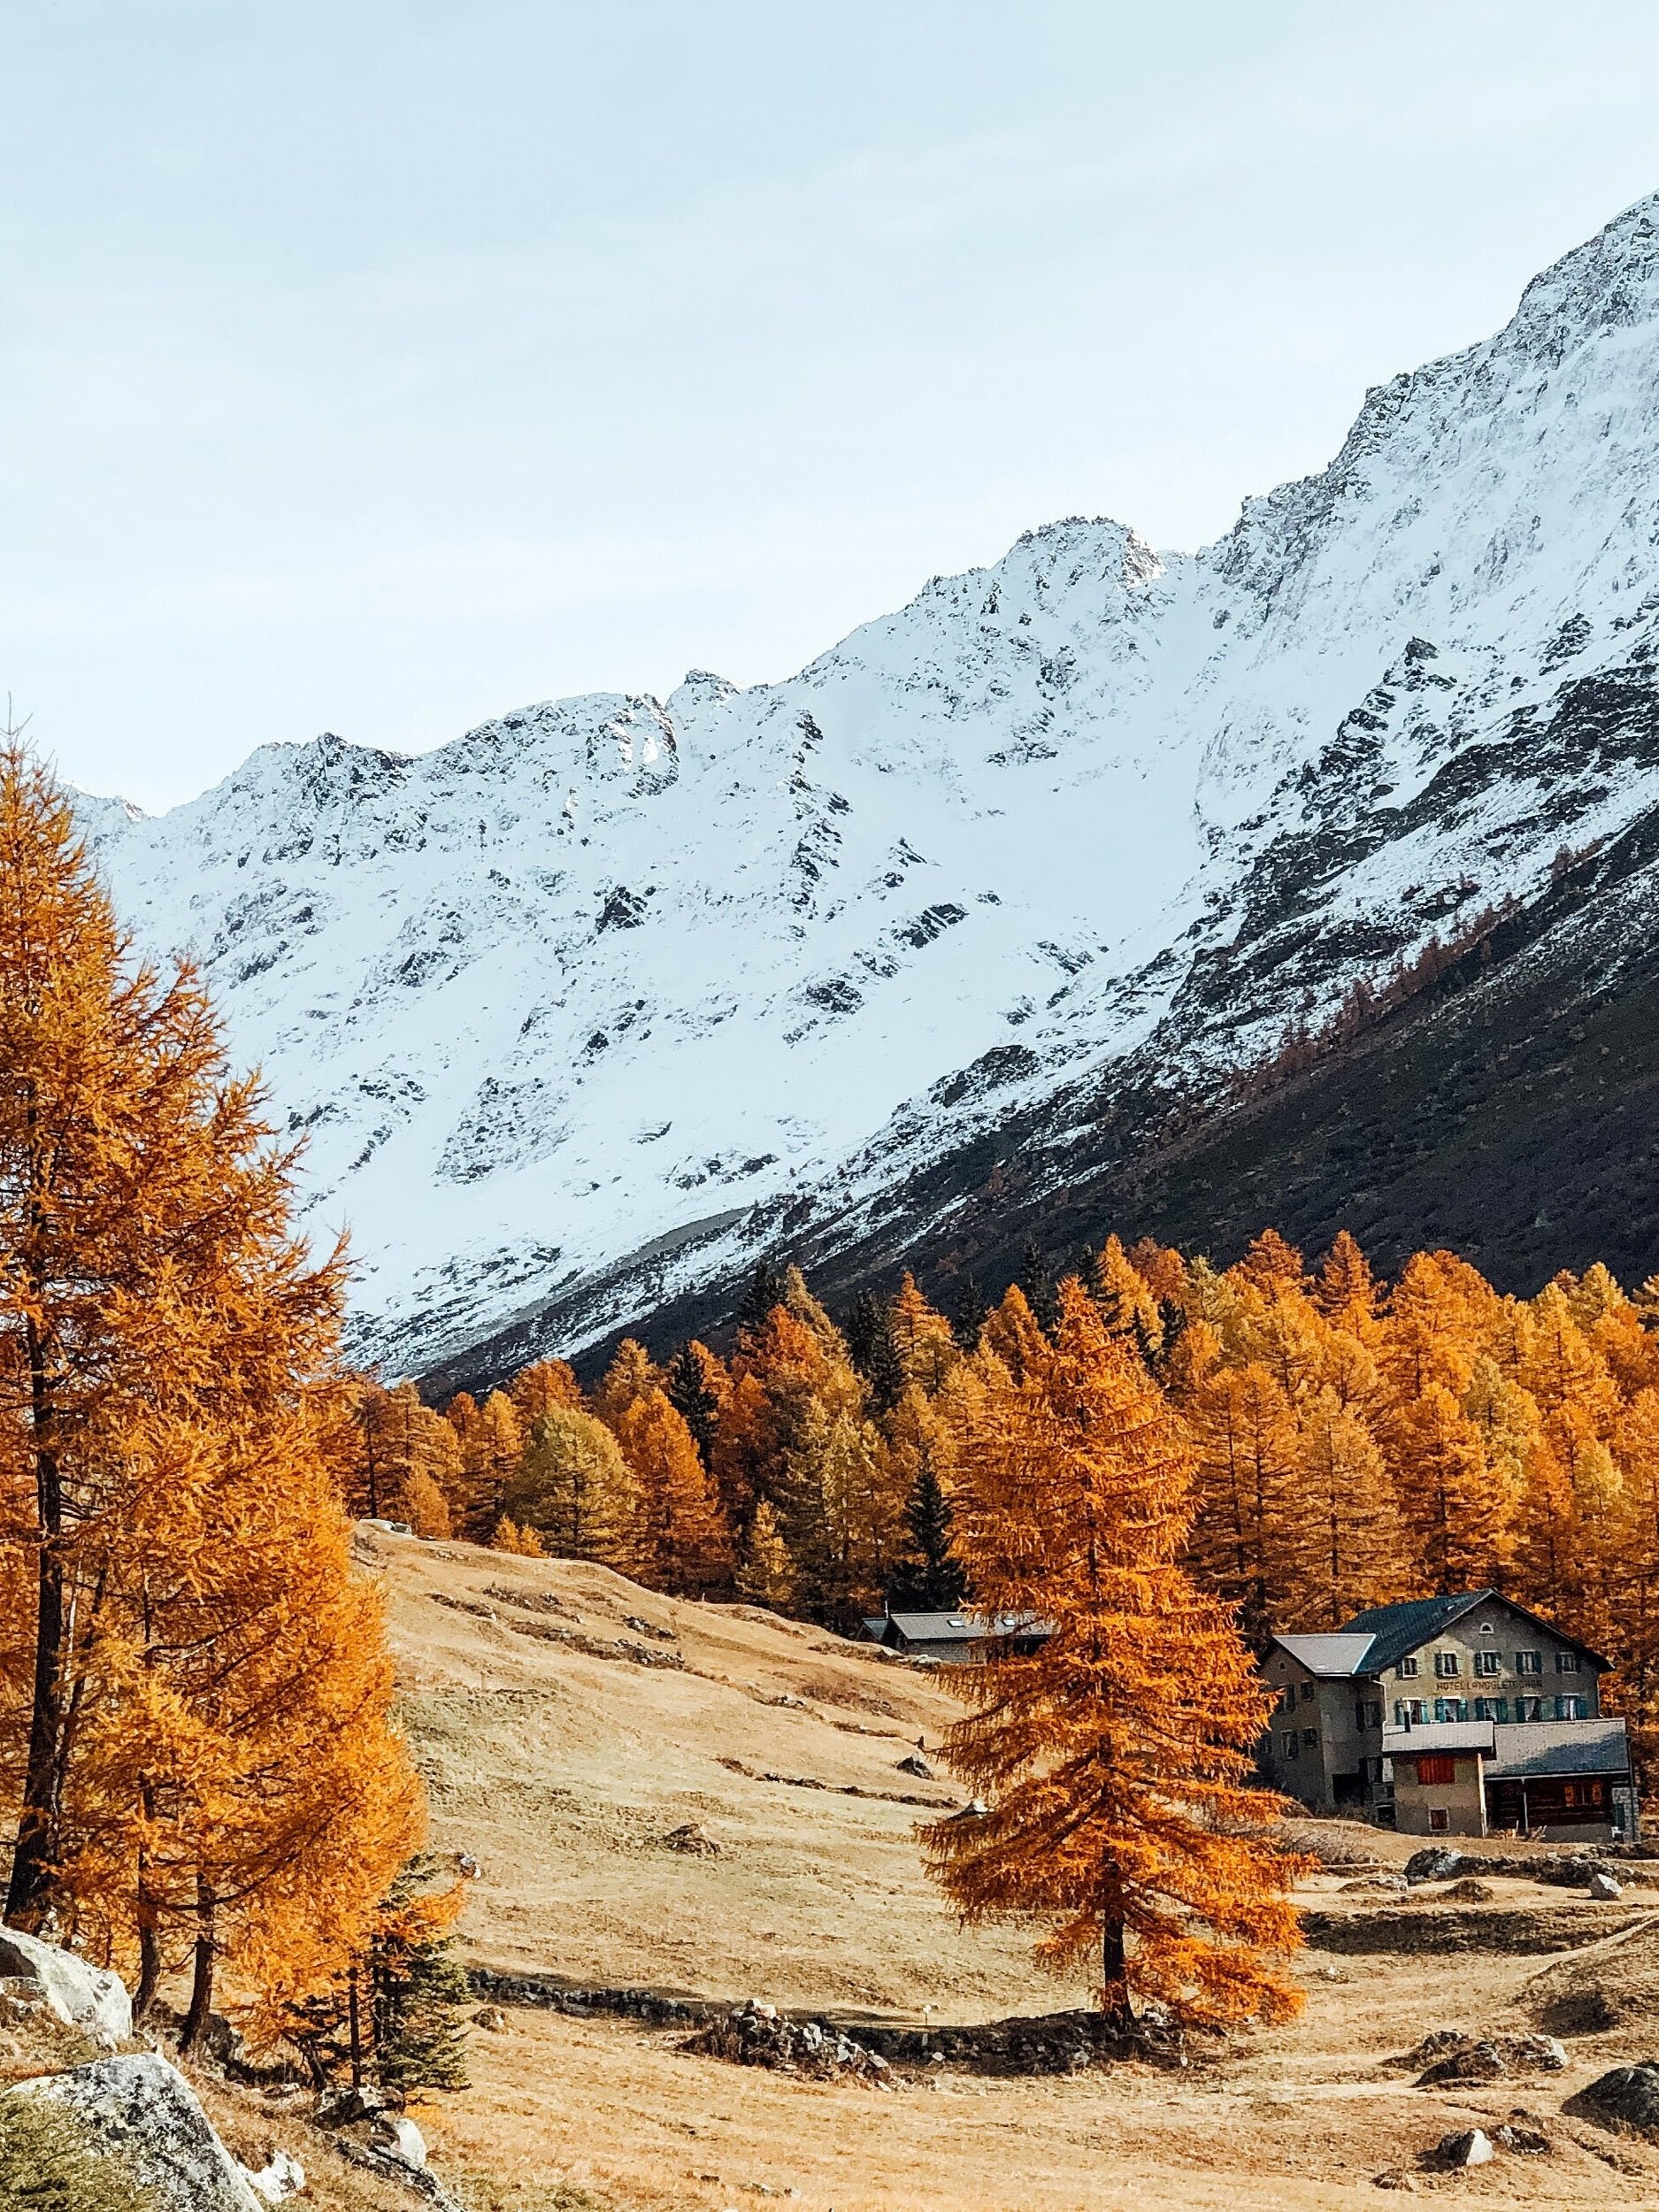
top-left (925, 1280), bottom-right (1302, 2030)
top-left (0, 740), bottom-right (419, 2015)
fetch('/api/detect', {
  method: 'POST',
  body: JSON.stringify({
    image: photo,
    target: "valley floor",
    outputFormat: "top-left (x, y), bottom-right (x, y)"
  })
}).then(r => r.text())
top-left (361, 1530), bottom-right (1659, 2210)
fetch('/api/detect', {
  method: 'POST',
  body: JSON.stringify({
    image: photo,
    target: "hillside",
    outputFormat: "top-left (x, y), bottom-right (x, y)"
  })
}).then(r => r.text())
top-left (362, 1527), bottom-right (1659, 2211)
top-left (83, 192), bottom-right (1659, 1383)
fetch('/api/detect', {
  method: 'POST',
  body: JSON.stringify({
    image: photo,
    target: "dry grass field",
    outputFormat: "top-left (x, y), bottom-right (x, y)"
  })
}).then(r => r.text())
top-left (354, 1527), bottom-right (1659, 2211)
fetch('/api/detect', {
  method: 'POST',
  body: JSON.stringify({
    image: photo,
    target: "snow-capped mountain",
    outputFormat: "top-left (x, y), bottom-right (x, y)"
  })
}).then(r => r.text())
top-left (86, 193), bottom-right (1659, 1376)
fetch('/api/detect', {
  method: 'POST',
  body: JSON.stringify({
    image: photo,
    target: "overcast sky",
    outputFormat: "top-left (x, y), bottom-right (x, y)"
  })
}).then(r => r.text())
top-left (6, 3), bottom-right (1659, 810)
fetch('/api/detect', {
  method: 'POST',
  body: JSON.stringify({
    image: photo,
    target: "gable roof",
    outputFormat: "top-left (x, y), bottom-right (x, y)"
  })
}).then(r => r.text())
top-left (1336, 1592), bottom-right (1609, 1674)
top-left (1272, 1632), bottom-right (1379, 1678)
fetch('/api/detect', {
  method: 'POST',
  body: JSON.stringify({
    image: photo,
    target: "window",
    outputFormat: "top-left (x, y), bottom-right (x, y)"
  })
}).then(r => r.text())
top-left (1518, 1695), bottom-right (1544, 1722)
top-left (1278, 1685), bottom-right (1297, 1714)
top-left (1396, 1655), bottom-right (1420, 1678)
top-left (1281, 1732), bottom-right (1300, 1759)
top-left (1429, 1808), bottom-right (1450, 1833)
top-left (1354, 1700), bottom-right (1369, 1733)
top-left (1474, 1650), bottom-right (1501, 1677)
top-left (1434, 1650), bottom-right (1460, 1678)
top-left (1302, 1727), bottom-right (1318, 1750)
top-left (1299, 1680), bottom-right (1315, 1703)
top-left (1433, 1697), bottom-right (1469, 1724)
top-left (1417, 1755), bottom-right (1457, 1786)
top-left (1555, 1651), bottom-right (1581, 1674)
top-left (1474, 1697), bottom-right (1510, 1723)
top-left (1370, 1701), bottom-right (1384, 1729)
top-left (1516, 1650), bottom-right (1541, 1675)
top-left (1556, 1695), bottom-right (1588, 1721)
top-left (1394, 1700), bottom-right (1408, 1727)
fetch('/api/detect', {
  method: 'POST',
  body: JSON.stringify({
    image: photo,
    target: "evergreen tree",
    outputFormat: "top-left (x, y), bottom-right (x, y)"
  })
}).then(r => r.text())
top-left (1017, 1240), bottom-right (1058, 1340)
top-left (737, 1257), bottom-right (788, 1338)
top-left (925, 1279), bottom-right (1302, 2029)
top-left (949, 1278), bottom-right (990, 1352)
top-left (665, 1339), bottom-right (726, 1467)
top-left (370, 1855), bottom-right (472, 2093)
top-left (844, 1289), bottom-right (905, 1415)
top-left (887, 1455), bottom-right (966, 1610)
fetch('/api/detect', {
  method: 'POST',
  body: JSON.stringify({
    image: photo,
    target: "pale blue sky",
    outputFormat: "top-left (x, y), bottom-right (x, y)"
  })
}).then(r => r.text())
top-left (6, 2), bottom-right (1659, 808)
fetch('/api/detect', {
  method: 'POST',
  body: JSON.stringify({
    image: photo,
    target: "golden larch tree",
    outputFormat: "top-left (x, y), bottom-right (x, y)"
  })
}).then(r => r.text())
top-left (926, 1280), bottom-right (1302, 2029)
top-left (615, 1386), bottom-right (731, 1595)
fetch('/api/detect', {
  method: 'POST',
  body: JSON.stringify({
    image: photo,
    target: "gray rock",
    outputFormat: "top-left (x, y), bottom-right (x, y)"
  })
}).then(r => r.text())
top-left (375, 2113), bottom-right (428, 2170)
top-left (0, 1924), bottom-right (132, 2047)
top-left (11, 2051), bottom-right (262, 2212)
top-left (1403, 1847), bottom-right (1467, 1884)
top-left (1589, 1870), bottom-right (1624, 1900)
top-left (241, 2147), bottom-right (307, 2202)
top-left (896, 1753), bottom-right (933, 1778)
top-left (1434, 2128), bottom-right (1494, 2169)
top-left (1410, 2029), bottom-right (1565, 2085)
top-left (1492, 2123), bottom-right (1550, 2155)
top-left (1571, 2061), bottom-right (1659, 2136)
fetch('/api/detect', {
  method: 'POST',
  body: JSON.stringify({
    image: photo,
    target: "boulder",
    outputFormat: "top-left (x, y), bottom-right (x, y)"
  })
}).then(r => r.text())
top-left (1403, 1847), bottom-right (1467, 1884)
top-left (11, 2051), bottom-right (263, 2212)
top-left (472, 2005), bottom-right (509, 2032)
top-left (896, 1753), bottom-right (933, 1778)
top-left (1418, 2039), bottom-right (1507, 2086)
top-left (241, 2147), bottom-right (307, 2203)
top-left (1570, 2061), bottom-right (1659, 2136)
top-left (1433, 2128), bottom-right (1494, 2170)
top-left (1590, 1870), bottom-right (1624, 1901)
top-left (375, 2113), bottom-right (428, 2170)
top-left (1441, 1877), bottom-right (1495, 1902)
top-left (0, 1924), bottom-right (132, 2047)
top-left (1415, 2032), bottom-right (1565, 2085)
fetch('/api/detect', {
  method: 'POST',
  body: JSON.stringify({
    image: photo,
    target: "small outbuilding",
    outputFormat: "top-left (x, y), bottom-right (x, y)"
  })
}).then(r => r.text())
top-left (861, 1610), bottom-right (1055, 1663)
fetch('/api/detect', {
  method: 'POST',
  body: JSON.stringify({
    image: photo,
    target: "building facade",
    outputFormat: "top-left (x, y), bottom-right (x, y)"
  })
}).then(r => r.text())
top-left (1259, 1592), bottom-right (1637, 1841)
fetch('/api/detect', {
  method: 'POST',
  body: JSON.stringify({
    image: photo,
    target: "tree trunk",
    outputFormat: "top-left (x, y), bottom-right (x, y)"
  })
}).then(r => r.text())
top-left (6, 1303), bottom-right (65, 1928)
top-left (1100, 1861), bottom-right (1133, 2031)
top-left (179, 1884), bottom-right (216, 2052)
top-left (134, 1922), bottom-right (162, 2021)
top-left (348, 1967), bottom-right (363, 2089)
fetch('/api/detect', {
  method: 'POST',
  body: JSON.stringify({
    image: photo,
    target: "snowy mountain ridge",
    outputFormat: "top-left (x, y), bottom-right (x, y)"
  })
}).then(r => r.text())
top-left (85, 193), bottom-right (1659, 1374)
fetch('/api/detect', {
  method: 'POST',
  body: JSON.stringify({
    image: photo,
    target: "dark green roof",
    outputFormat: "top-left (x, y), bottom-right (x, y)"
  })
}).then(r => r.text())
top-left (1337, 1592), bottom-right (1609, 1675)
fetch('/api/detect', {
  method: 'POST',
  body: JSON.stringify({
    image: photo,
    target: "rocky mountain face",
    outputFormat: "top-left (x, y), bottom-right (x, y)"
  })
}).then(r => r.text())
top-left (86, 195), bottom-right (1659, 1382)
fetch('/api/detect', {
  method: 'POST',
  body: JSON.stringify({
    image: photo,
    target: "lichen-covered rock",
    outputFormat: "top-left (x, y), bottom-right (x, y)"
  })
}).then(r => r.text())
top-left (12, 2052), bottom-right (262, 2211)
top-left (0, 1925), bottom-right (132, 2047)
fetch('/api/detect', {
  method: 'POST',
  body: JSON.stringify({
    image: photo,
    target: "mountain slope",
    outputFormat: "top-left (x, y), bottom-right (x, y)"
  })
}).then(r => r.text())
top-left (86, 194), bottom-right (1659, 1376)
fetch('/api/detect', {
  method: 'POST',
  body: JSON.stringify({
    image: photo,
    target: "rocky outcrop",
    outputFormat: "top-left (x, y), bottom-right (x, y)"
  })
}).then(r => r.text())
top-left (0, 1924), bottom-right (133, 2047)
top-left (11, 2053), bottom-right (263, 2212)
